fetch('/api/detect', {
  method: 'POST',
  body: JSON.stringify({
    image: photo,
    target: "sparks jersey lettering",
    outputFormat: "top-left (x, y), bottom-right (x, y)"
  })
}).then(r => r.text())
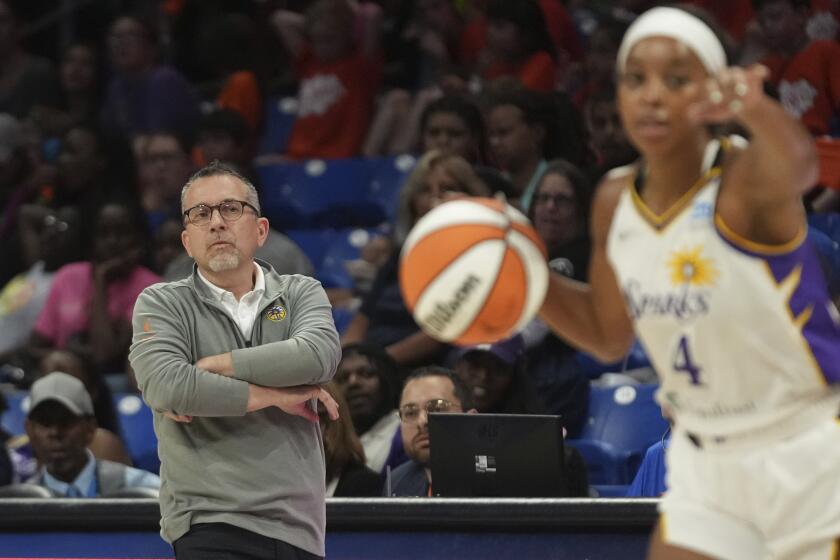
top-left (606, 164), bottom-right (840, 436)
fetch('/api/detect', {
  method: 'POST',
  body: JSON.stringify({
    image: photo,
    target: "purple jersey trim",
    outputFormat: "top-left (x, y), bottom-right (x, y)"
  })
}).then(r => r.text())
top-left (716, 226), bottom-right (840, 384)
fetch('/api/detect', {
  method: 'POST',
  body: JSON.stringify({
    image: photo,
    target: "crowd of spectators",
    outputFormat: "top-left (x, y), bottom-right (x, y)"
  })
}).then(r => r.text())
top-left (1, 0), bottom-right (839, 498)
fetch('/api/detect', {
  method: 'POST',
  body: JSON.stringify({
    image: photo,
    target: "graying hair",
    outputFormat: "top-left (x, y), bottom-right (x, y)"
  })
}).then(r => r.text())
top-left (180, 160), bottom-right (261, 214)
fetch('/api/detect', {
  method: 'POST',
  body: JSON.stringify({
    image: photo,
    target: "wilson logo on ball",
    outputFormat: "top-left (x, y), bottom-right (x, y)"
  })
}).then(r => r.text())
top-left (424, 274), bottom-right (482, 334)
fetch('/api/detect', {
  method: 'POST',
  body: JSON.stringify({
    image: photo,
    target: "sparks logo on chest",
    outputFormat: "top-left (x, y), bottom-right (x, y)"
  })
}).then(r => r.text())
top-left (624, 245), bottom-right (718, 321)
top-left (266, 305), bottom-right (287, 322)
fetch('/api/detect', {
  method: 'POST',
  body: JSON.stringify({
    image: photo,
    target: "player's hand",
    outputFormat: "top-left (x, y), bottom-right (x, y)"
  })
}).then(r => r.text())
top-left (687, 64), bottom-right (768, 124)
top-left (196, 352), bottom-right (234, 377)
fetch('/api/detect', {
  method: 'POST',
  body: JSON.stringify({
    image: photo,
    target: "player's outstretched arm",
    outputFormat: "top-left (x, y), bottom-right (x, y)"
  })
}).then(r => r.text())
top-left (693, 64), bottom-right (816, 246)
top-left (539, 177), bottom-right (635, 362)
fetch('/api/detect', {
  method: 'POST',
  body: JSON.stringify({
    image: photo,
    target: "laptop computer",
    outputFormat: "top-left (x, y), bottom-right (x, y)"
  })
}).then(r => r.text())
top-left (428, 413), bottom-right (567, 498)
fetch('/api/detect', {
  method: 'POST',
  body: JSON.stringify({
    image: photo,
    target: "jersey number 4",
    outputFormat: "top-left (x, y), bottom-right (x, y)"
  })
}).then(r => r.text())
top-left (674, 335), bottom-right (702, 385)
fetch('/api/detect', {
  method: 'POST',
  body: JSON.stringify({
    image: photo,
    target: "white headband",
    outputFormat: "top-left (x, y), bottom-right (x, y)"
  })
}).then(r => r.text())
top-left (616, 7), bottom-right (726, 75)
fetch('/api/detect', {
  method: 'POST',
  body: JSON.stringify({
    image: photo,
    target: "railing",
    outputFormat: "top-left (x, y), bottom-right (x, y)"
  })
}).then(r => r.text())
top-left (0, 498), bottom-right (659, 559)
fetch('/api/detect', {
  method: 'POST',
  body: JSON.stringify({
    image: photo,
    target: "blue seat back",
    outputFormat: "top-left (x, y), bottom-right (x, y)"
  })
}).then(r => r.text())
top-left (581, 384), bottom-right (668, 456)
top-left (258, 159), bottom-right (376, 228)
top-left (592, 484), bottom-right (631, 498)
top-left (285, 228), bottom-right (337, 271)
top-left (332, 307), bottom-right (356, 335)
top-left (566, 439), bottom-right (634, 485)
top-left (318, 228), bottom-right (381, 289)
top-left (1, 391), bottom-right (29, 436)
top-left (575, 341), bottom-right (651, 379)
top-left (366, 154), bottom-right (417, 223)
top-left (114, 394), bottom-right (159, 474)
top-left (258, 96), bottom-right (297, 155)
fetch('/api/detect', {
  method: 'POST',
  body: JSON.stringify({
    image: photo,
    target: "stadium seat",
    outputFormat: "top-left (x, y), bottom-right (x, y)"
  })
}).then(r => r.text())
top-left (258, 96), bottom-right (297, 155)
top-left (285, 228), bottom-right (337, 271)
top-left (569, 384), bottom-right (668, 485)
top-left (318, 228), bottom-right (381, 289)
top-left (0, 484), bottom-right (55, 498)
top-left (113, 394), bottom-right (159, 475)
top-left (366, 154), bottom-right (417, 223)
top-left (575, 341), bottom-right (652, 380)
top-left (331, 307), bottom-right (356, 335)
top-left (566, 439), bottom-right (634, 485)
top-left (258, 159), bottom-right (376, 228)
top-left (808, 212), bottom-right (840, 242)
top-left (581, 384), bottom-right (667, 449)
top-left (1, 391), bottom-right (29, 436)
top-left (592, 484), bottom-right (631, 498)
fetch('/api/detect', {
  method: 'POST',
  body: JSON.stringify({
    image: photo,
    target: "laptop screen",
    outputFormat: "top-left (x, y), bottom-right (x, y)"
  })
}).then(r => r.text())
top-left (428, 413), bottom-right (567, 498)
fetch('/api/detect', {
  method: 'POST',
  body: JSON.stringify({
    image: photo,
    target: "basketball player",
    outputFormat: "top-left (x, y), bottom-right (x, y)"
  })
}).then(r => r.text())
top-left (538, 7), bottom-right (840, 560)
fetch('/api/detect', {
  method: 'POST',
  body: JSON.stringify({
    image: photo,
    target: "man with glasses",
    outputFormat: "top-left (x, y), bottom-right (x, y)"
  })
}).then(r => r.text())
top-left (387, 366), bottom-right (475, 497)
top-left (129, 161), bottom-right (341, 560)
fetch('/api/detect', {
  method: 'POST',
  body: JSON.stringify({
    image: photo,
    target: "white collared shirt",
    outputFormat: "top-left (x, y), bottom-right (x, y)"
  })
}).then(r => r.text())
top-left (197, 262), bottom-right (265, 340)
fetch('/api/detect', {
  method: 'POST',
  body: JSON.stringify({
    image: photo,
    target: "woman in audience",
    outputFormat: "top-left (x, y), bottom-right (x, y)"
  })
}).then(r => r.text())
top-left (486, 88), bottom-right (588, 210)
top-left (522, 160), bottom-right (592, 437)
top-left (28, 199), bottom-right (160, 375)
top-left (418, 95), bottom-right (488, 163)
top-left (0, 205), bottom-right (81, 367)
top-left (320, 382), bottom-right (383, 497)
top-left (341, 151), bottom-right (490, 368)
top-left (334, 343), bottom-right (402, 474)
top-left (529, 159), bottom-right (593, 280)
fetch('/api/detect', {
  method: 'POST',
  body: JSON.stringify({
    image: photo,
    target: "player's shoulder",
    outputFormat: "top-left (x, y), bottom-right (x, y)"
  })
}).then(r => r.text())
top-left (594, 165), bottom-right (636, 216)
top-left (599, 164), bottom-right (636, 195)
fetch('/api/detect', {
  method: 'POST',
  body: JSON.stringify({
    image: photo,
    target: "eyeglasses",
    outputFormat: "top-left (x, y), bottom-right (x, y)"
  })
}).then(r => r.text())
top-left (534, 193), bottom-right (576, 207)
top-left (183, 200), bottom-right (259, 227)
top-left (398, 399), bottom-right (458, 424)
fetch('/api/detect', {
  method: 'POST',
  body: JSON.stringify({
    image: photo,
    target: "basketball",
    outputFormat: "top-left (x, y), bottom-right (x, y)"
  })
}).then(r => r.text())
top-left (399, 197), bottom-right (549, 345)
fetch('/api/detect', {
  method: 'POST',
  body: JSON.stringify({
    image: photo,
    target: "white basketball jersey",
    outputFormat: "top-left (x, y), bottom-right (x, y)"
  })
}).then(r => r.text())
top-left (606, 142), bottom-right (840, 436)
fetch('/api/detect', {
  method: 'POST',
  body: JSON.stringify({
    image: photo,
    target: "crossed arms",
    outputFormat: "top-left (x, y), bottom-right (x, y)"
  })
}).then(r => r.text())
top-left (128, 279), bottom-right (341, 423)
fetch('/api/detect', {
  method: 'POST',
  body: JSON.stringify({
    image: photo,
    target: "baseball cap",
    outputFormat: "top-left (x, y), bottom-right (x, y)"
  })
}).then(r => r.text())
top-left (455, 335), bottom-right (525, 366)
top-left (29, 372), bottom-right (94, 417)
